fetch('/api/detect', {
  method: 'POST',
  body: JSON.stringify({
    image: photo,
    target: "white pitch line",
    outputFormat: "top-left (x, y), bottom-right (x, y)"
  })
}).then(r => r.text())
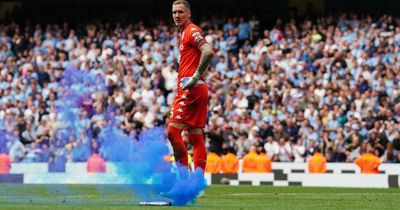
top-left (218, 192), bottom-right (395, 196)
top-left (0, 195), bottom-right (131, 199)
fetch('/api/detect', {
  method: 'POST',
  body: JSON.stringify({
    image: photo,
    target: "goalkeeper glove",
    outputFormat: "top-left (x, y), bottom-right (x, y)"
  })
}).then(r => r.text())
top-left (180, 69), bottom-right (201, 90)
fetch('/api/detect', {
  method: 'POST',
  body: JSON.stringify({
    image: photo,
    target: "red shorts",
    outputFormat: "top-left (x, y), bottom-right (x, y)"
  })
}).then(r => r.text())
top-left (170, 84), bottom-right (208, 129)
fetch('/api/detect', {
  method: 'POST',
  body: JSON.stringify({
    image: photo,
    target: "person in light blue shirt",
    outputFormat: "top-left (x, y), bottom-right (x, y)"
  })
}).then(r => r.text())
top-left (215, 56), bottom-right (228, 74)
top-left (327, 114), bottom-right (340, 140)
top-left (226, 29), bottom-right (238, 53)
top-left (102, 35), bottom-right (114, 48)
top-left (223, 18), bottom-right (234, 36)
top-left (237, 17), bottom-right (250, 47)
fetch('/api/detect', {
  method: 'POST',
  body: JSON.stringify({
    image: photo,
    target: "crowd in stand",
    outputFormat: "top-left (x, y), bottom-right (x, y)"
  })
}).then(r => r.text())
top-left (0, 12), bottom-right (399, 165)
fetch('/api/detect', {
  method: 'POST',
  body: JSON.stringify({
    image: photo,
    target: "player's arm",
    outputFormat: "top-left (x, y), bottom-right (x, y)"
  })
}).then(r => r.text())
top-left (180, 39), bottom-right (214, 90)
top-left (195, 43), bottom-right (214, 78)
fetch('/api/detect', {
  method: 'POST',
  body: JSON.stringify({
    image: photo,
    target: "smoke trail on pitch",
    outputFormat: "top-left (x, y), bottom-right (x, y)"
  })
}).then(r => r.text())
top-left (40, 66), bottom-right (106, 205)
top-left (59, 65), bottom-right (207, 206)
top-left (99, 121), bottom-right (207, 205)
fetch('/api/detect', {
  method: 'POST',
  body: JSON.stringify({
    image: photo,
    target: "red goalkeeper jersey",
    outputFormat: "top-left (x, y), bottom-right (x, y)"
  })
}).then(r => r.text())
top-left (169, 22), bottom-right (209, 128)
top-left (178, 22), bottom-right (207, 83)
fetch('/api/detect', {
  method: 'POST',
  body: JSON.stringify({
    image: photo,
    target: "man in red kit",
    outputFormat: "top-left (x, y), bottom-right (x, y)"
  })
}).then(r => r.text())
top-left (168, 0), bottom-right (214, 173)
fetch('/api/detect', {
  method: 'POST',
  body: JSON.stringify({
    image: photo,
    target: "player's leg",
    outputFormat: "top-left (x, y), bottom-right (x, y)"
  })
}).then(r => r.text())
top-left (160, 123), bottom-right (190, 199)
top-left (187, 128), bottom-right (207, 172)
top-left (185, 127), bottom-right (206, 198)
top-left (185, 84), bottom-right (208, 172)
top-left (167, 122), bottom-right (189, 168)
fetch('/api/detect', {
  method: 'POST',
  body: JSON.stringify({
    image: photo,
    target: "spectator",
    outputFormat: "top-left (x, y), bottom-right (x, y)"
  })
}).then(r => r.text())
top-left (354, 143), bottom-right (381, 174)
top-left (0, 150), bottom-right (11, 174)
top-left (206, 127), bottom-right (224, 155)
top-left (86, 151), bottom-right (106, 173)
top-left (0, 11), bottom-right (398, 165)
top-left (256, 151), bottom-right (272, 173)
top-left (277, 138), bottom-right (293, 162)
top-left (48, 152), bottom-right (67, 173)
top-left (264, 136), bottom-right (278, 160)
top-left (242, 145), bottom-right (258, 172)
top-left (6, 130), bottom-right (25, 162)
top-left (226, 29), bottom-right (238, 53)
top-left (308, 148), bottom-right (327, 173)
top-left (235, 131), bottom-right (250, 158)
top-left (293, 138), bottom-right (306, 162)
top-left (220, 147), bottom-right (239, 174)
top-left (237, 17), bottom-right (251, 48)
top-left (205, 150), bottom-right (221, 174)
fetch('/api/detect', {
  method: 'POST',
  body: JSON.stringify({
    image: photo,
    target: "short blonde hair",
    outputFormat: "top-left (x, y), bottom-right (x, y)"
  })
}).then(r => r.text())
top-left (172, 0), bottom-right (191, 11)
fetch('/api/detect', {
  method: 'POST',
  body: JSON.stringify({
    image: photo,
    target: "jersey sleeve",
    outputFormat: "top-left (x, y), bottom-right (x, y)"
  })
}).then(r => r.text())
top-left (188, 27), bottom-right (207, 48)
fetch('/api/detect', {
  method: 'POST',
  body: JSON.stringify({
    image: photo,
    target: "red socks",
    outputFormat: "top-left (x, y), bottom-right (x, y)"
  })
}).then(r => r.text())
top-left (187, 133), bottom-right (207, 172)
top-left (167, 126), bottom-right (188, 168)
top-left (167, 126), bottom-right (207, 173)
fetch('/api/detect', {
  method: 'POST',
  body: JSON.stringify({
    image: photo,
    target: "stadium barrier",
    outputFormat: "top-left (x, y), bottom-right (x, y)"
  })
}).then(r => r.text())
top-left (1, 163), bottom-right (399, 188)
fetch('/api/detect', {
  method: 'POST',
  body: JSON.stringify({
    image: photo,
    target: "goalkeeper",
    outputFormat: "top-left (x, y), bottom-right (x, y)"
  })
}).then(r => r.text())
top-left (168, 0), bottom-right (214, 173)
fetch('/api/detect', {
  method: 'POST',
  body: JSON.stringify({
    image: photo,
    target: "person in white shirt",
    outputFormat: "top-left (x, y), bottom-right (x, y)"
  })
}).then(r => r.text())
top-left (293, 138), bottom-right (306, 162)
top-left (232, 90), bottom-right (248, 115)
top-left (264, 136), bottom-right (278, 160)
top-left (277, 137), bottom-right (293, 162)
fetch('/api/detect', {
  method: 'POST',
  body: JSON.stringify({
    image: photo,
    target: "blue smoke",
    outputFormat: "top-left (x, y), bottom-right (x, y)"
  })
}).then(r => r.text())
top-left (59, 66), bottom-right (206, 206)
top-left (54, 65), bottom-right (105, 163)
top-left (99, 119), bottom-right (207, 205)
top-left (0, 130), bottom-right (7, 154)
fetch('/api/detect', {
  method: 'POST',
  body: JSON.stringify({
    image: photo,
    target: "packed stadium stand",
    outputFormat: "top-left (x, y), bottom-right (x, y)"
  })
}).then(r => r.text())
top-left (0, 0), bottom-right (399, 166)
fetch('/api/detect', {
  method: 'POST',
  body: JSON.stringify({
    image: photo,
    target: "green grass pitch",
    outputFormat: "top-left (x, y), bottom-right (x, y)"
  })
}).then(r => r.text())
top-left (0, 184), bottom-right (399, 209)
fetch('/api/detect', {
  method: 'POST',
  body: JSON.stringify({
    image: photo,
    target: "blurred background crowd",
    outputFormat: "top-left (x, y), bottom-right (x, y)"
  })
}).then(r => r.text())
top-left (0, 0), bottom-right (399, 164)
